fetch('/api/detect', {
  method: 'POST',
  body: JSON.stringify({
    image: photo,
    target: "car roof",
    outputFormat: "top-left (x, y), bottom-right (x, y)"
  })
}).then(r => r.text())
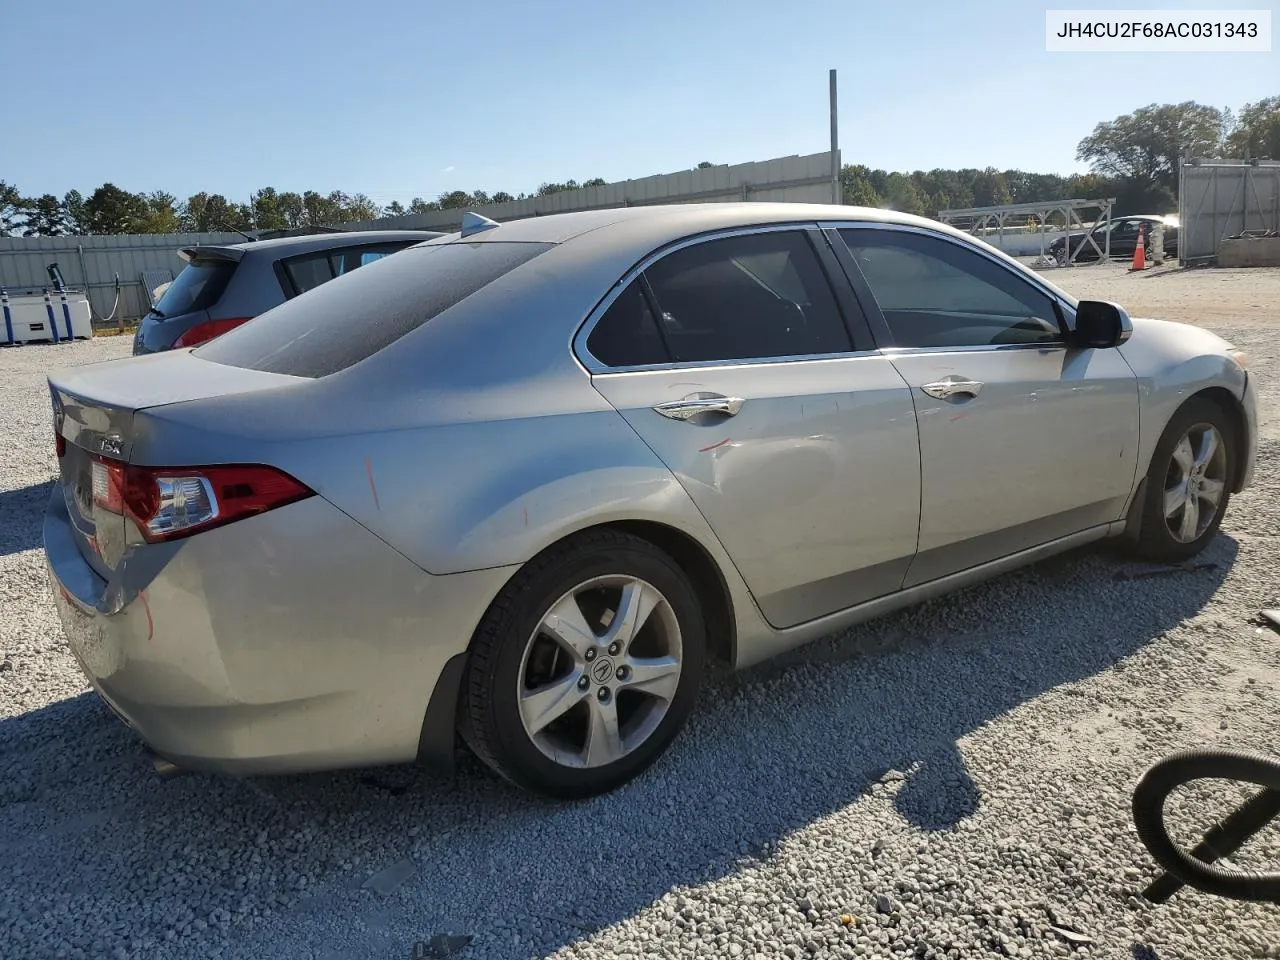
top-left (430, 202), bottom-right (944, 247)
top-left (182, 230), bottom-right (442, 261)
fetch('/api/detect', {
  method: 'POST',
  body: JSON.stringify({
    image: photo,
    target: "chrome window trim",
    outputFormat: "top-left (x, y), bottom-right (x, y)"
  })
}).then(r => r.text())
top-left (573, 221), bottom-right (864, 375)
top-left (588, 348), bottom-right (883, 378)
top-left (820, 219), bottom-right (1081, 333)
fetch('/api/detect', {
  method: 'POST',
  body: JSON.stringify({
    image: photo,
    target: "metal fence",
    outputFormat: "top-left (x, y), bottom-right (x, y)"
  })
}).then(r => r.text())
top-left (0, 232), bottom-right (245, 323)
top-left (342, 152), bottom-right (841, 233)
top-left (1178, 160), bottom-right (1280, 265)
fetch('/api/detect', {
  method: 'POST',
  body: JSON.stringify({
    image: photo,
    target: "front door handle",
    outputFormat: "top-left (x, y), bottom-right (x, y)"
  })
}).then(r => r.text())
top-left (652, 395), bottom-right (745, 421)
top-left (921, 376), bottom-right (983, 399)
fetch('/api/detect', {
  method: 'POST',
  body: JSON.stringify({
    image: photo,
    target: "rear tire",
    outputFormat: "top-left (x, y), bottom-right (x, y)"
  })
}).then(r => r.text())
top-left (459, 530), bottom-right (705, 799)
top-left (1129, 397), bottom-right (1235, 563)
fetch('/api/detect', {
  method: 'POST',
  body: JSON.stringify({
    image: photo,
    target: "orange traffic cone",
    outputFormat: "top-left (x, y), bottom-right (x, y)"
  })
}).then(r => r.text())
top-left (1129, 225), bottom-right (1147, 271)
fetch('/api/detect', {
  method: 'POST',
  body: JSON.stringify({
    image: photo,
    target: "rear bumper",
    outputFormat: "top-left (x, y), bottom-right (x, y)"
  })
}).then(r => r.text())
top-left (44, 486), bottom-right (515, 776)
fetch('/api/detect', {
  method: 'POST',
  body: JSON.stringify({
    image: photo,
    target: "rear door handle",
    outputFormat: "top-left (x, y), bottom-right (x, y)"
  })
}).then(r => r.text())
top-left (921, 376), bottom-right (983, 399)
top-left (652, 395), bottom-right (745, 421)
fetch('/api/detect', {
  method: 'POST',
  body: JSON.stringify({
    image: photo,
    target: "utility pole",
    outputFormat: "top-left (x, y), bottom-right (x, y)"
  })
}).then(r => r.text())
top-left (829, 69), bottom-right (841, 205)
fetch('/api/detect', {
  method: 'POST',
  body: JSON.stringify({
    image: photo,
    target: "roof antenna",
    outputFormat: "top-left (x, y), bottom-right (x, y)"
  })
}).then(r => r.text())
top-left (460, 211), bottom-right (500, 238)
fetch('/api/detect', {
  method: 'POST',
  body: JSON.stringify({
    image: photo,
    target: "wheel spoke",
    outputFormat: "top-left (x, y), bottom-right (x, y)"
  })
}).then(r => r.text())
top-left (1193, 428), bottom-right (1219, 469)
top-left (604, 580), bottom-right (661, 651)
top-left (1178, 494), bottom-right (1200, 542)
top-left (1163, 482), bottom-right (1187, 519)
top-left (1171, 436), bottom-right (1194, 477)
top-left (540, 594), bottom-right (599, 660)
top-left (620, 656), bottom-right (681, 702)
top-left (584, 696), bottom-right (624, 766)
top-left (520, 673), bottom-right (586, 736)
top-left (1198, 477), bottom-right (1225, 507)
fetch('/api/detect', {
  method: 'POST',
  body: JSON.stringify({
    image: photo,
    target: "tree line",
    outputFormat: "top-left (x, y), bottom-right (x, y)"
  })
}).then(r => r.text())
top-left (0, 178), bottom-right (612, 238)
top-left (2, 97), bottom-right (1275, 238)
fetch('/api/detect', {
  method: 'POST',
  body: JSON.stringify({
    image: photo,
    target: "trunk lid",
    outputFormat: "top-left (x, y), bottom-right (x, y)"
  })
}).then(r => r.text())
top-left (50, 351), bottom-right (304, 574)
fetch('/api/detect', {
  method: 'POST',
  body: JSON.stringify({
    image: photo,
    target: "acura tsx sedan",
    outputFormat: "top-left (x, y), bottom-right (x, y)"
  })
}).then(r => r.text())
top-left (45, 203), bottom-right (1257, 798)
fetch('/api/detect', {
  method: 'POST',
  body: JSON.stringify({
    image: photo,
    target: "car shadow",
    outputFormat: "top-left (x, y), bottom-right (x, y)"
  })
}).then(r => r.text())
top-left (0, 479), bottom-right (54, 557)
top-left (0, 535), bottom-right (1238, 960)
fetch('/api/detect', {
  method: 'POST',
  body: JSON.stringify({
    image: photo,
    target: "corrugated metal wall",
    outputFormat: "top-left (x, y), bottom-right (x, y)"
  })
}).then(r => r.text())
top-left (1178, 161), bottom-right (1280, 264)
top-left (0, 232), bottom-right (245, 322)
top-left (343, 152), bottom-right (840, 232)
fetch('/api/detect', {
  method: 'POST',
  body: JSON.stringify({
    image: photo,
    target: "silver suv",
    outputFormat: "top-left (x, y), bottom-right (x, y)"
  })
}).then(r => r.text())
top-left (133, 230), bottom-right (440, 354)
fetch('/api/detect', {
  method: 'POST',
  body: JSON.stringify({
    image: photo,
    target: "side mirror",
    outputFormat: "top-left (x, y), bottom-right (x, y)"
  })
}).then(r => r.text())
top-left (1072, 300), bottom-right (1132, 348)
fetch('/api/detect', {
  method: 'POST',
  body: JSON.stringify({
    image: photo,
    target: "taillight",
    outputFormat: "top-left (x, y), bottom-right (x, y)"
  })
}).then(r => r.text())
top-left (91, 458), bottom-right (312, 542)
top-left (172, 316), bottom-right (252, 349)
top-left (55, 431), bottom-right (66, 458)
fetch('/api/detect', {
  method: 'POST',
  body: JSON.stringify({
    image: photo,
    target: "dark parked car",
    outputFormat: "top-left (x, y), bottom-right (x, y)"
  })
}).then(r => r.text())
top-left (133, 230), bottom-right (441, 354)
top-left (1049, 215), bottom-right (1179, 265)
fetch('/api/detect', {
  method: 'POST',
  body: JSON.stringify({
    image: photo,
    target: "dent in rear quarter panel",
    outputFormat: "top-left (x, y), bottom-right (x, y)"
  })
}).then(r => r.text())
top-left (1117, 318), bottom-right (1249, 502)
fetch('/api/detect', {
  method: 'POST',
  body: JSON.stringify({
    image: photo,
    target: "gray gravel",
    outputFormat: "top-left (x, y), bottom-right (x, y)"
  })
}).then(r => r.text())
top-left (3, 276), bottom-right (1280, 960)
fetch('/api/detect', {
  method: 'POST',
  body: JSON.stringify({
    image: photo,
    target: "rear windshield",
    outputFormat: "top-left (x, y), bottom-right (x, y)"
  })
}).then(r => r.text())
top-left (154, 259), bottom-right (235, 316)
top-left (195, 241), bottom-right (552, 377)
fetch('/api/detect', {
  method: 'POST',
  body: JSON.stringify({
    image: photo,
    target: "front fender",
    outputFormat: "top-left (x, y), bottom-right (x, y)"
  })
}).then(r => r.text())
top-left (1117, 317), bottom-right (1251, 492)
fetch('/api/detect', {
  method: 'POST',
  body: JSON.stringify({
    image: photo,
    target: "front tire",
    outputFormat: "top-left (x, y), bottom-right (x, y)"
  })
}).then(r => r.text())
top-left (459, 530), bottom-right (705, 799)
top-left (1130, 397), bottom-right (1235, 563)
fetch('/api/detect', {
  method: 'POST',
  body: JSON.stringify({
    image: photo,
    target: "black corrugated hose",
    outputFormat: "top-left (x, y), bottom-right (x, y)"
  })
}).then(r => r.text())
top-left (1133, 749), bottom-right (1280, 903)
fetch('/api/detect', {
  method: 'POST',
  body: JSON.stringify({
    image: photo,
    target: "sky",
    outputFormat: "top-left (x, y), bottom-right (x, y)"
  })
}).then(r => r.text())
top-left (2, 0), bottom-right (1276, 206)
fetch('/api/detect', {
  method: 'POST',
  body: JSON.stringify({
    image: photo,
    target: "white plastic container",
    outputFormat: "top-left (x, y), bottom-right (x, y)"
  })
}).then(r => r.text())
top-left (1, 289), bottom-right (93, 344)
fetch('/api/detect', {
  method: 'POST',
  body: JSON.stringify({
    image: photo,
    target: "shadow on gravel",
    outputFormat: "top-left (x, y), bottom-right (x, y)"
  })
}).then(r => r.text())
top-left (0, 535), bottom-right (1239, 960)
top-left (0, 479), bottom-right (54, 557)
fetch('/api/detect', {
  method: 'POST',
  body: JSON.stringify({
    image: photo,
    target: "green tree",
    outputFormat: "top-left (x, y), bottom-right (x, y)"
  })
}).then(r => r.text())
top-left (20, 194), bottom-right (69, 236)
top-left (840, 165), bottom-right (882, 207)
top-left (62, 189), bottom-right (87, 234)
top-left (582, 177), bottom-right (607, 187)
top-left (1225, 95), bottom-right (1280, 160)
top-left (695, 161), bottom-right (715, 169)
top-left (437, 190), bottom-right (475, 209)
top-left (883, 172), bottom-right (926, 215)
top-left (1, 180), bottom-right (24, 234)
top-left (301, 191), bottom-right (342, 227)
top-left (343, 193), bottom-right (381, 221)
top-left (536, 180), bottom-right (580, 196)
top-left (381, 200), bottom-right (407, 218)
top-left (138, 192), bottom-right (180, 233)
top-left (251, 188), bottom-right (288, 231)
top-left (84, 183), bottom-right (149, 234)
top-left (490, 191), bottom-right (515, 203)
top-left (408, 197), bottom-right (439, 214)
top-left (278, 191), bottom-right (305, 228)
top-left (1077, 101), bottom-right (1224, 193)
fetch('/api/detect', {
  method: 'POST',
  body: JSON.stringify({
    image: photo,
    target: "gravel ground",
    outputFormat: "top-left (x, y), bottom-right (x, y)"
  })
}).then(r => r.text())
top-left (2, 265), bottom-right (1280, 960)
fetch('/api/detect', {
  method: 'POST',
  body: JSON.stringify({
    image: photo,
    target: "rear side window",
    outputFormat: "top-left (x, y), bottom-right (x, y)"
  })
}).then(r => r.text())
top-left (587, 281), bottom-right (669, 367)
top-left (642, 231), bottom-right (852, 363)
top-left (154, 260), bottom-right (235, 316)
top-left (196, 242), bottom-right (551, 377)
top-left (285, 253), bottom-right (334, 294)
top-left (282, 242), bottom-right (414, 295)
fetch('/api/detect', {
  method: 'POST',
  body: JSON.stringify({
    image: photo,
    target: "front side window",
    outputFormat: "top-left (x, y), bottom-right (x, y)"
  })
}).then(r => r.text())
top-left (642, 230), bottom-right (852, 364)
top-left (840, 229), bottom-right (1063, 349)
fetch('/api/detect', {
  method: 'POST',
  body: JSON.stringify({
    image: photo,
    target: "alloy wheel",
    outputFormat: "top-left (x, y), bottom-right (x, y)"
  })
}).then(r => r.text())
top-left (1162, 423), bottom-right (1228, 544)
top-left (517, 575), bottom-right (683, 768)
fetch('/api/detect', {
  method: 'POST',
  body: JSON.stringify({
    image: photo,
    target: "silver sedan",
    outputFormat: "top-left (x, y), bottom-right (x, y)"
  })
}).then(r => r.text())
top-left (44, 204), bottom-right (1258, 798)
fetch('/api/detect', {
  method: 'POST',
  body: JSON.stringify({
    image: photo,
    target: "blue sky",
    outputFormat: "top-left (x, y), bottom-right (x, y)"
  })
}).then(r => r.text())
top-left (3, 0), bottom-right (1275, 205)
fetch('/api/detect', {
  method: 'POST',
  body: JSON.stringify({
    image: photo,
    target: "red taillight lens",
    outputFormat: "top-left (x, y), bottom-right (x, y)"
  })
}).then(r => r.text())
top-left (55, 431), bottom-right (66, 458)
top-left (172, 316), bottom-right (252, 349)
top-left (91, 458), bottom-right (312, 542)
